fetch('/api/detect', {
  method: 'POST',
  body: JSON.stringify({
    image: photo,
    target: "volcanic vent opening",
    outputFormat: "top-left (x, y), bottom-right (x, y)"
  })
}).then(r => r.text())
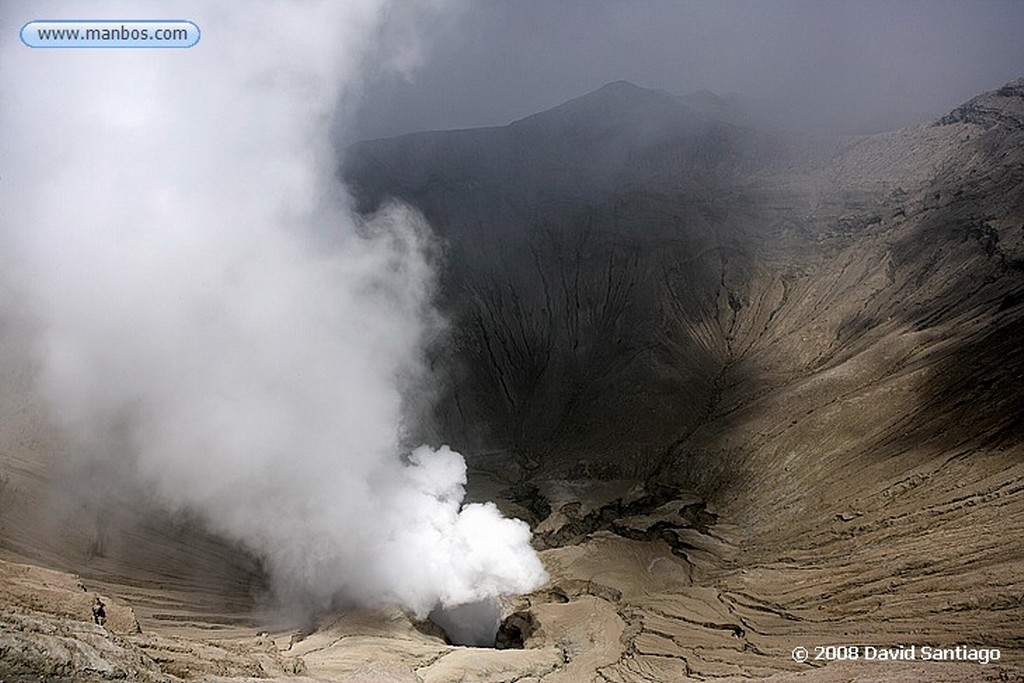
top-left (428, 599), bottom-right (501, 647)
top-left (426, 599), bottom-right (536, 649)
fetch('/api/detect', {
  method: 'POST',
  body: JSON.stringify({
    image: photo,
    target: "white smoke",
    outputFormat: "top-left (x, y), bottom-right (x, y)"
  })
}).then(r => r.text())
top-left (0, 1), bottom-right (546, 621)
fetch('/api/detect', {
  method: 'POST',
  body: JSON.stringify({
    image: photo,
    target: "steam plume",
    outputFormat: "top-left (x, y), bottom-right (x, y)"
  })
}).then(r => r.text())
top-left (0, 1), bottom-right (546, 620)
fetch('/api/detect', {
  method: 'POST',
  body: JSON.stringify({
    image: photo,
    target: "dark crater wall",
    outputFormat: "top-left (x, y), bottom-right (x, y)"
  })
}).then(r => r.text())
top-left (344, 79), bottom-right (1024, 523)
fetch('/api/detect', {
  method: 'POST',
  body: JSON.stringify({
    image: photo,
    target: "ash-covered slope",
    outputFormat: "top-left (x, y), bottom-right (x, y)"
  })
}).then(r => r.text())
top-left (345, 78), bottom-right (1024, 475)
top-left (346, 81), bottom-right (837, 467)
top-left (344, 79), bottom-right (1024, 676)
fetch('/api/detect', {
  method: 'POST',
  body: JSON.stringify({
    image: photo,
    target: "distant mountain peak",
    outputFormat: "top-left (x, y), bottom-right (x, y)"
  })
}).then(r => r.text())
top-left (594, 80), bottom-right (647, 93)
top-left (509, 80), bottom-right (695, 132)
top-left (557, 80), bottom-right (681, 107)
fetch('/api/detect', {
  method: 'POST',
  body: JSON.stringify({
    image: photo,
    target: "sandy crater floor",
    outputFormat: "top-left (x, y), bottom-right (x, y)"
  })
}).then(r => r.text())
top-left (2, 472), bottom-right (1022, 682)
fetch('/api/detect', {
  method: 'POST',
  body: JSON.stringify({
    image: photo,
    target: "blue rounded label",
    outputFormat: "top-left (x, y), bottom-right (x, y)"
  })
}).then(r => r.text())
top-left (21, 20), bottom-right (200, 49)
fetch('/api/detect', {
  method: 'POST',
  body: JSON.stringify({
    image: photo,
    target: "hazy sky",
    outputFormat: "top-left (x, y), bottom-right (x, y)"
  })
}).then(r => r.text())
top-left (352, 0), bottom-right (1024, 140)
